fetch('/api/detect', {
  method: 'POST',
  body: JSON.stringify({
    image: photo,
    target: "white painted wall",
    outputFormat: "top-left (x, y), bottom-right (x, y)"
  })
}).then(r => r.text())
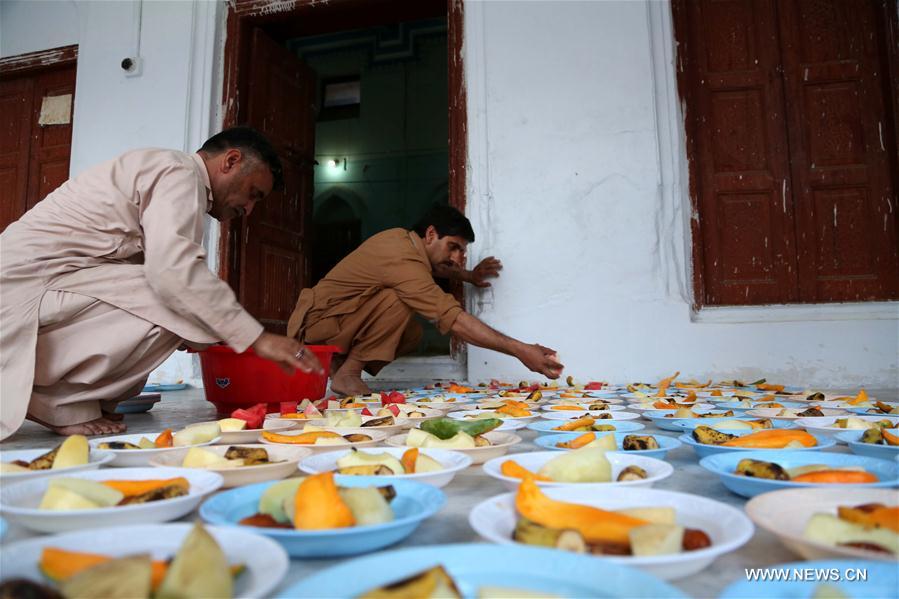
top-left (463, 0), bottom-right (898, 387)
top-left (4, 0), bottom-right (896, 388)
top-left (0, 0), bottom-right (80, 57)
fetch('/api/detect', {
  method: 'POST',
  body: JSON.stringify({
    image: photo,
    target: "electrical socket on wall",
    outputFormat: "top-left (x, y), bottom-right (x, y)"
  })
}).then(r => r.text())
top-left (121, 56), bottom-right (143, 77)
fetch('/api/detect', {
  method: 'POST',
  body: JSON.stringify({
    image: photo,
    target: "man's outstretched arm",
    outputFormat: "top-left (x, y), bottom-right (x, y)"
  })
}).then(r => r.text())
top-left (450, 312), bottom-right (563, 378)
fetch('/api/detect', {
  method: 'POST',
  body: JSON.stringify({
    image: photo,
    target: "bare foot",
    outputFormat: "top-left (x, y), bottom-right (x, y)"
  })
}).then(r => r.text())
top-left (26, 415), bottom-right (127, 436)
top-left (330, 373), bottom-right (372, 396)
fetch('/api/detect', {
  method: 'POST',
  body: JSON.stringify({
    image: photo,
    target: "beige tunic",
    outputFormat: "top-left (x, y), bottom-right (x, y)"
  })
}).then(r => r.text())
top-left (0, 149), bottom-right (263, 439)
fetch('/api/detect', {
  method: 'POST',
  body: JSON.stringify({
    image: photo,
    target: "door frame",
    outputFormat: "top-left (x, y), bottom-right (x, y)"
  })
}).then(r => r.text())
top-left (218, 0), bottom-right (467, 289)
top-left (0, 45), bottom-right (78, 76)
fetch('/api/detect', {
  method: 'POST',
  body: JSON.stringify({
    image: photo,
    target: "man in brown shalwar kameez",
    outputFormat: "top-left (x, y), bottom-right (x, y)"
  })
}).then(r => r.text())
top-left (287, 205), bottom-right (563, 395)
top-left (0, 127), bottom-right (321, 440)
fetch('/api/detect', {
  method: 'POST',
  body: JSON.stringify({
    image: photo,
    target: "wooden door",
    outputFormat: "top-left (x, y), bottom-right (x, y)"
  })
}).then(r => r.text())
top-left (0, 62), bottom-right (75, 232)
top-left (236, 29), bottom-right (317, 334)
top-left (681, 0), bottom-right (799, 305)
top-left (675, 0), bottom-right (898, 306)
top-left (778, 0), bottom-right (899, 301)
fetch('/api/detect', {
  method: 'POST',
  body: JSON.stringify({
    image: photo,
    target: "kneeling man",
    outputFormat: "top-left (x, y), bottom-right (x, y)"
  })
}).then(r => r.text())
top-left (287, 205), bottom-right (563, 395)
top-left (0, 127), bottom-right (321, 440)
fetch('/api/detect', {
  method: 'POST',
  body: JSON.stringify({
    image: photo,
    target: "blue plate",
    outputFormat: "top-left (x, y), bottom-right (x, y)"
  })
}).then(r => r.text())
top-left (280, 543), bottom-right (687, 598)
top-left (0, 517), bottom-right (6, 541)
top-left (719, 559), bottom-right (898, 599)
top-left (199, 476), bottom-right (445, 557)
top-left (644, 409), bottom-right (737, 431)
top-left (526, 419), bottom-right (645, 434)
top-left (845, 406), bottom-right (899, 416)
top-left (534, 432), bottom-right (681, 459)
top-left (671, 418), bottom-right (798, 433)
top-left (699, 450), bottom-right (899, 498)
top-left (836, 429), bottom-right (899, 460)
top-left (114, 395), bottom-right (161, 414)
top-left (142, 383), bottom-right (188, 392)
top-left (679, 432), bottom-right (836, 458)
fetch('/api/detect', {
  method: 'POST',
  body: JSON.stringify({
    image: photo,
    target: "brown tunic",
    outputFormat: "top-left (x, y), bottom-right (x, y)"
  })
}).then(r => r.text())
top-left (287, 228), bottom-right (463, 361)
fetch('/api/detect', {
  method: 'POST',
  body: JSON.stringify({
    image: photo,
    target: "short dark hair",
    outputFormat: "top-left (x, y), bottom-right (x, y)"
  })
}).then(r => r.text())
top-left (413, 204), bottom-right (475, 243)
top-left (199, 126), bottom-right (284, 190)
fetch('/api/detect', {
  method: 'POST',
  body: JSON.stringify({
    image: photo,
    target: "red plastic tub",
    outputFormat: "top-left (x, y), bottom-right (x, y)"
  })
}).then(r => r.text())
top-left (197, 345), bottom-right (341, 415)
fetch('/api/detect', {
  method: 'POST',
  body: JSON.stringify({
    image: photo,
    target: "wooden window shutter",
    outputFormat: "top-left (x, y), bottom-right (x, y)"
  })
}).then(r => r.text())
top-left (674, 0), bottom-right (899, 306)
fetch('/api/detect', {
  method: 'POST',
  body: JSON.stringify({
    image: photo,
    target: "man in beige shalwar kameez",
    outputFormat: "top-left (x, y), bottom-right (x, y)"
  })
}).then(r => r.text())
top-left (288, 205), bottom-right (563, 395)
top-left (0, 127), bottom-right (321, 440)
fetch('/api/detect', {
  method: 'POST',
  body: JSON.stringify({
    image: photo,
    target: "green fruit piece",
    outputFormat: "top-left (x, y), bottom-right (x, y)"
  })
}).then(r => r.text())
top-left (537, 447), bottom-right (611, 483)
top-left (156, 523), bottom-right (232, 599)
top-left (339, 487), bottom-right (394, 526)
top-left (59, 554), bottom-right (152, 599)
top-left (259, 478), bottom-right (305, 524)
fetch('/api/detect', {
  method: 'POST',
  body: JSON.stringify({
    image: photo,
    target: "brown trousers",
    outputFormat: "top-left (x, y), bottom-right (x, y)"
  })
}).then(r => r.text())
top-left (30, 291), bottom-right (181, 425)
top-left (303, 289), bottom-right (422, 375)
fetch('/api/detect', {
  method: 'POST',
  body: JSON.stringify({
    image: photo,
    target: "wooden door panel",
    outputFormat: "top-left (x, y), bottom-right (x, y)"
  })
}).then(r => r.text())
top-left (239, 28), bottom-right (316, 333)
top-left (779, 0), bottom-right (898, 301)
top-left (684, 0), bottom-right (798, 305)
top-left (27, 67), bottom-right (75, 210)
top-left (0, 77), bottom-right (33, 232)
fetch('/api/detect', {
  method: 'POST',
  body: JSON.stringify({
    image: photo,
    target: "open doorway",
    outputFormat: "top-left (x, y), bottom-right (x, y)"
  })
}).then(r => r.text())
top-left (295, 17), bottom-right (451, 355)
top-left (220, 0), bottom-right (466, 363)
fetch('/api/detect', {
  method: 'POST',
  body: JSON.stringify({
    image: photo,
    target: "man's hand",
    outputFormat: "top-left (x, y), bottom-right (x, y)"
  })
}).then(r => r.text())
top-left (470, 256), bottom-right (502, 288)
top-left (251, 332), bottom-right (324, 375)
top-left (515, 343), bottom-right (564, 379)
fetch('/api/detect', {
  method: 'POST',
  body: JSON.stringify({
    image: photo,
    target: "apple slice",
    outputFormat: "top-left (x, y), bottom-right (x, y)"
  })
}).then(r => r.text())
top-left (52, 435), bottom-right (89, 469)
top-left (173, 423), bottom-right (221, 447)
top-left (217, 418), bottom-right (248, 432)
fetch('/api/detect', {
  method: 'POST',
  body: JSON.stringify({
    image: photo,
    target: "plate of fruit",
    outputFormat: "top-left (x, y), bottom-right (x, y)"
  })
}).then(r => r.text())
top-left (483, 447), bottom-right (673, 491)
top-left (199, 473), bottom-right (445, 557)
top-left (149, 444), bottom-right (311, 488)
top-left (679, 426), bottom-right (836, 458)
top-left (469, 480), bottom-right (753, 580)
top-left (0, 521), bottom-right (287, 599)
top-left (534, 432), bottom-right (681, 459)
top-left (0, 467), bottom-right (223, 533)
top-left (699, 450), bottom-right (899, 498)
top-left (89, 424), bottom-right (221, 467)
top-left (0, 435), bottom-right (114, 481)
top-left (299, 447), bottom-right (472, 488)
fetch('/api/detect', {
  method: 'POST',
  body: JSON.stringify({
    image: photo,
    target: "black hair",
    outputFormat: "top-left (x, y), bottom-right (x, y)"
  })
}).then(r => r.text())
top-left (413, 204), bottom-right (475, 243)
top-left (199, 126), bottom-right (284, 190)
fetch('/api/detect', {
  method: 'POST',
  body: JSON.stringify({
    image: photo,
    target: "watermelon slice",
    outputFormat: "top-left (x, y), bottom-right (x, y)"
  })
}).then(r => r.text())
top-left (231, 403), bottom-right (266, 429)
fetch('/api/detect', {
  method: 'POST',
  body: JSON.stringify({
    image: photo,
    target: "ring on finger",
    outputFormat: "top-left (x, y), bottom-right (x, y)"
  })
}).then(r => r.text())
top-left (295, 347), bottom-right (306, 360)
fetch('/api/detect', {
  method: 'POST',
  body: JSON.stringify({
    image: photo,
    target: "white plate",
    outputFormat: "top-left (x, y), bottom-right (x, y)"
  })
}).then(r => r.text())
top-left (299, 447), bottom-right (472, 488)
top-left (746, 407), bottom-right (848, 421)
top-left (0, 447), bottom-right (115, 483)
top-left (259, 429), bottom-right (388, 453)
top-left (627, 403), bottom-right (715, 416)
top-left (0, 523), bottom-right (288, 597)
top-left (204, 419), bottom-right (298, 444)
top-left (391, 406), bottom-right (444, 422)
top-left (796, 415), bottom-right (899, 437)
top-left (541, 404), bottom-right (626, 412)
top-left (482, 451), bottom-right (673, 491)
top-left (447, 410), bottom-right (541, 426)
top-left (539, 410), bottom-right (641, 421)
top-left (745, 487), bottom-right (899, 562)
top-left (469, 486), bottom-right (753, 580)
top-left (0, 466), bottom-right (223, 533)
top-left (148, 444), bottom-right (311, 488)
top-left (89, 432), bottom-right (220, 467)
top-left (385, 431), bottom-right (522, 465)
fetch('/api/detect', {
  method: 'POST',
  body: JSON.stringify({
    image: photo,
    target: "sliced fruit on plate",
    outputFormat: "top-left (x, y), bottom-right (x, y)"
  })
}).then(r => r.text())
top-left (173, 422), bottom-right (220, 447)
top-left (39, 478), bottom-right (124, 510)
